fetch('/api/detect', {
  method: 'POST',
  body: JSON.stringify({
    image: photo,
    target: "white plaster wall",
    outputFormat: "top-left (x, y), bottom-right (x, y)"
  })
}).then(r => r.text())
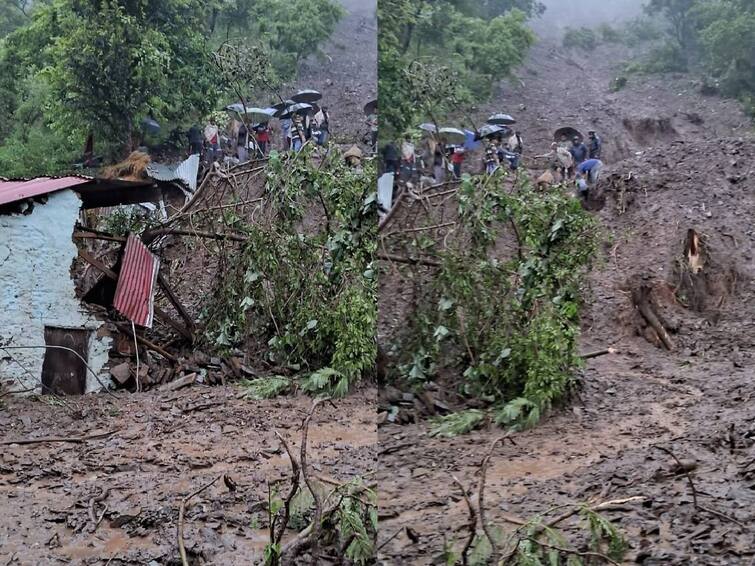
top-left (0, 190), bottom-right (113, 394)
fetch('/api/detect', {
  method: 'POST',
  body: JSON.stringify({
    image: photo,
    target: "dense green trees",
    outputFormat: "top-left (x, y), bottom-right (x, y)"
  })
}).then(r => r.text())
top-left (641, 0), bottom-right (755, 113)
top-left (0, 0), bottom-right (342, 175)
top-left (379, 0), bottom-right (536, 138)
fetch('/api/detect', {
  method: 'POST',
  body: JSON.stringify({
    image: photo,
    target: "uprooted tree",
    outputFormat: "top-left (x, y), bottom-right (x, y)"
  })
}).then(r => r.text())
top-left (380, 171), bottom-right (600, 432)
top-left (193, 146), bottom-right (378, 397)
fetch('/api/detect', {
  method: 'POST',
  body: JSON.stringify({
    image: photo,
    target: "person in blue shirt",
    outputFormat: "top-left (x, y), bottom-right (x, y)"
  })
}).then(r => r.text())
top-left (575, 158), bottom-right (603, 198)
top-left (569, 136), bottom-right (588, 168)
top-left (588, 130), bottom-right (602, 159)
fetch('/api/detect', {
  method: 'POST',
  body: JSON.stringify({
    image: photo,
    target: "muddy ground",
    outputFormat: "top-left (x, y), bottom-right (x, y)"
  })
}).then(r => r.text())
top-left (378, 41), bottom-right (755, 564)
top-left (0, 387), bottom-right (376, 565)
top-left (0, 2), bottom-right (378, 565)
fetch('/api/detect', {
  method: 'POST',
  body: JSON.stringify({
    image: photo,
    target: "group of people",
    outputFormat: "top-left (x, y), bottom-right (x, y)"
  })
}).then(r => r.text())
top-left (280, 106), bottom-right (331, 152)
top-left (381, 120), bottom-right (606, 202)
top-left (186, 105), bottom-right (333, 166)
top-left (536, 130), bottom-right (603, 197)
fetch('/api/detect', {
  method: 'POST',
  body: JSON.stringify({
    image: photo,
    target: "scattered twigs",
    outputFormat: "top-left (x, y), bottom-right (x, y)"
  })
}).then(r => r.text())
top-left (653, 446), bottom-right (698, 508)
top-left (278, 399), bottom-right (329, 562)
top-left (524, 537), bottom-right (621, 566)
top-left (580, 347), bottom-right (618, 360)
top-left (88, 487), bottom-right (110, 533)
top-left (144, 227), bottom-right (249, 243)
top-left (452, 475), bottom-right (477, 565)
top-left (479, 434), bottom-right (516, 563)
top-left (115, 322), bottom-right (178, 362)
top-left (1, 430), bottom-right (115, 446)
top-left (272, 431), bottom-right (300, 547)
top-left (177, 475), bottom-right (221, 566)
top-left (632, 285), bottom-right (674, 350)
top-left (653, 445), bottom-right (747, 528)
top-left (377, 252), bottom-right (441, 268)
top-left (376, 527), bottom-right (404, 552)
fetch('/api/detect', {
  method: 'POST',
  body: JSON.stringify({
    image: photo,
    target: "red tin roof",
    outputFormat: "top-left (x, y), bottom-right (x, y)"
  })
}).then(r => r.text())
top-left (113, 234), bottom-right (160, 328)
top-left (0, 176), bottom-right (92, 207)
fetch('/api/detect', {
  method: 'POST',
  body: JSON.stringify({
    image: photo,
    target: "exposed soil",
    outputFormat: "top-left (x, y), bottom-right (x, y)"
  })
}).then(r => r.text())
top-left (0, 2), bottom-right (378, 565)
top-left (0, 387), bottom-right (376, 565)
top-left (378, 41), bottom-right (755, 564)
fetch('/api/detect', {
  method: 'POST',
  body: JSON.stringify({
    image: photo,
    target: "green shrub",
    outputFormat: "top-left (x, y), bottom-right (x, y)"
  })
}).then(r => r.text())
top-left (392, 174), bottom-right (600, 430)
top-left (562, 27), bottom-right (597, 51)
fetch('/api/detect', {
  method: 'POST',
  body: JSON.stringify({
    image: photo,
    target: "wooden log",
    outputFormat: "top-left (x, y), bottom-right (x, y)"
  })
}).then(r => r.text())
top-left (632, 285), bottom-right (674, 350)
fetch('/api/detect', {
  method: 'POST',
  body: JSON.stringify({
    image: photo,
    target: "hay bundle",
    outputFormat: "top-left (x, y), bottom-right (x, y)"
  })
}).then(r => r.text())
top-left (100, 151), bottom-right (151, 181)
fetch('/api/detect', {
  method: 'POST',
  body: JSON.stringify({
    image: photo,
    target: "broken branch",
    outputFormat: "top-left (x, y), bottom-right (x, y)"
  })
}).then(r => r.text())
top-left (177, 475), bottom-right (221, 566)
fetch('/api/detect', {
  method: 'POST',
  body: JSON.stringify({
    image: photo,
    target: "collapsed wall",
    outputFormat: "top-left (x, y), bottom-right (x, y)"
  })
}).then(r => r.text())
top-left (0, 190), bottom-right (112, 394)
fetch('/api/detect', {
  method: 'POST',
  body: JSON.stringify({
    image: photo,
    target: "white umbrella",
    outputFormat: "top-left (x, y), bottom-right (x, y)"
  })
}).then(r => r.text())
top-left (487, 113), bottom-right (517, 126)
top-left (226, 104), bottom-right (275, 123)
top-left (437, 127), bottom-right (466, 145)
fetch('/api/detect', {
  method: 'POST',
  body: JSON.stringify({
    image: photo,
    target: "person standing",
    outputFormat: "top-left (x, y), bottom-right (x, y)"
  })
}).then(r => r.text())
top-left (290, 114), bottom-right (305, 152)
top-left (569, 136), bottom-right (588, 170)
top-left (254, 124), bottom-right (269, 156)
top-left (367, 112), bottom-right (378, 151)
top-left (204, 118), bottom-right (221, 163)
top-left (451, 146), bottom-right (465, 179)
top-left (588, 130), bottom-right (602, 159)
top-left (400, 136), bottom-right (416, 181)
top-left (281, 117), bottom-right (291, 150)
top-left (508, 130), bottom-right (524, 155)
top-left (433, 145), bottom-right (446, 182)
top-left (381, 141), bottom-right (399, 174)
top-left (314, 106), bottom-right (330, 145)
top-left (188, 124), bottom-right (203, 156)
top-left (237, 121), bottom-right (249, 163)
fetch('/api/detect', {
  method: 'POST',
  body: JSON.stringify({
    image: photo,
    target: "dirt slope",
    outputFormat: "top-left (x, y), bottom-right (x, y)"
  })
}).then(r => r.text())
top-left (378, 41), bottom-right (755, 564)
top-left (0, 2), bottom-right (378, 565)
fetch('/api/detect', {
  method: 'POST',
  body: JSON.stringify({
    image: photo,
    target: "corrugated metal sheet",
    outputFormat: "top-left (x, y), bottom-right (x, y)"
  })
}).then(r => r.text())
top-left (0, 176), bottom-right (92, 207)
top-left (146, 154), bottom-right (199, 192)
top-left (113, 234), bottom-right (160, 328)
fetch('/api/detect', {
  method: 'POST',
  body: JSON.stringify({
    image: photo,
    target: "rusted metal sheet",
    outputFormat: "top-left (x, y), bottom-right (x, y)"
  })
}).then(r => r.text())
top-left (0, 176), bottom-right (91, 207)
top-left (113, 235), bottom-right (160, 328)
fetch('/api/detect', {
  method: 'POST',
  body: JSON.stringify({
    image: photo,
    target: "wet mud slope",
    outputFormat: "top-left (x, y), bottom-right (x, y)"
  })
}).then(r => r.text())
top-left (296, 0), bottom-right (377, 147)
top-left (378, 43), bottom-right (755, 563)
top-left (0, 388), bottom-right (376, 565)
top-left (0, 2), bottom-right (378, 565)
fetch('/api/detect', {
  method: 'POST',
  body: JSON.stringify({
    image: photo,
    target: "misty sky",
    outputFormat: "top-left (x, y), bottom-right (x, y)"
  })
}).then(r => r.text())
top-left (531, 0), bottom-right (645, 36)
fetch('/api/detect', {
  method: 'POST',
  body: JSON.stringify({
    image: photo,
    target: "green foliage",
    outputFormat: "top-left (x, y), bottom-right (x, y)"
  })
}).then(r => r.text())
top-left (443, 502), bottom-right (630, 565)
top-left (631, 0), bottom-right (755, 116)
top-left (240, 376), bottom-right (292, 400)
top-left (597, 24), bottom-right (622, 44)
top-left (580, 507), bottom-right (629, 560)
top-left (100, 207), bottom-right (160, 237)
top-left (202, 148), bottom-right (377, 397)
top-left (562, 27), bottom-right (597, 51)
top-left (393, 174), bottom-right (599, 430)
top-left (378, 0), bottom-right (535, 139)
top-left (429, 409), bottom-right (485, 437)
top-left (213, 0), bottom-right (343, 77)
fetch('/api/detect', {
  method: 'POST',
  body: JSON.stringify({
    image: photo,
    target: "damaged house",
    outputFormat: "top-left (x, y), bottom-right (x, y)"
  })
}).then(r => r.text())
top-left (0, 157), bottom-right (197, 396)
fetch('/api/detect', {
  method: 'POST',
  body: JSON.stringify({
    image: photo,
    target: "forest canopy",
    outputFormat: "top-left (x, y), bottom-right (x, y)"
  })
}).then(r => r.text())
top-left (0, 0), bottom-right (342, 176)
top-left (378, 0), bottom-right (538, 139)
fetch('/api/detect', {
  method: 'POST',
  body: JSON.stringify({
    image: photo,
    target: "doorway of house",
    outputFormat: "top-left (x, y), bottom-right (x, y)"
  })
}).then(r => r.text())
top-left (41, 327), bottom-right (90, 395)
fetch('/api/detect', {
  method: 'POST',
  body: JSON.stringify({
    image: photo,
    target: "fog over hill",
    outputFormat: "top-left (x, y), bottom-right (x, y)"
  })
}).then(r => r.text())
top-left (531, 0), bottom-right (644, 37)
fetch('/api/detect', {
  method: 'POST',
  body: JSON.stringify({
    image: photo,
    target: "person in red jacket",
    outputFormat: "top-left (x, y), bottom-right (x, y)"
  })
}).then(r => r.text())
top-left (451, 146), bottom-right (465, 179)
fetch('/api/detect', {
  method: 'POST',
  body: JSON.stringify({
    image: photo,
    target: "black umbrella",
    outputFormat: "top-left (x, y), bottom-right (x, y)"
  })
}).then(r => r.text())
top-left (554, 127), bottom-right (583, 143)
top-left (364, 99), bottom-right (377, 115)
top-left (271, 99), bottom-right (296, 117)
top-left (141, 117), bottom-right (161, 135)
top-left (475, 123), bottom-right (510, 141)
top-left (291, 89), bottom-right (322, 103)
top-left (278, 102), bottom-right (313, 120)
top-left (487, 113), bottom-right (516, 126)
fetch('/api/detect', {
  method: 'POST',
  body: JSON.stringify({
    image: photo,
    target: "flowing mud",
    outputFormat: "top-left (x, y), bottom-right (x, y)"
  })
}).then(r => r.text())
top-left (0, 387), bottom-right (376, 565)
top-left (378, 42), bottom-right (755, 564)
top-left (0, 2), bottom-right (378, 565)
